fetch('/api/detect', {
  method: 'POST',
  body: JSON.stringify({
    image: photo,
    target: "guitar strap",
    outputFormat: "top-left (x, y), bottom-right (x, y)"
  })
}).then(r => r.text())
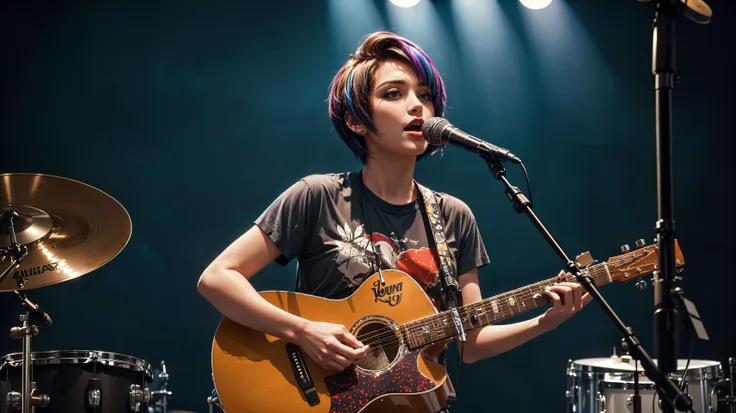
top-left (416, 182), bottom-right (463, 412)
top-left (415, 182), bottom-right (463, 310)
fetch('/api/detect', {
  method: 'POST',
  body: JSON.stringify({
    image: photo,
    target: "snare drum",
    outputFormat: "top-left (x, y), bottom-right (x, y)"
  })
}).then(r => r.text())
top-left (566, 356), bottom-right (722, 413)
top-left (0, 350), bottom-right (153, 413)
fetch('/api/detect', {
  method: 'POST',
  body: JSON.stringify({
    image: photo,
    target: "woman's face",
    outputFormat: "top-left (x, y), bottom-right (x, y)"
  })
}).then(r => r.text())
top-left (364, 60), bottom-right (435, 160)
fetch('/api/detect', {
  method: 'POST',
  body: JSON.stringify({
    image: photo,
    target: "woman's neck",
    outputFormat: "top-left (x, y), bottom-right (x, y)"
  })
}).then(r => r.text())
top-left (361, 158), bottom-right (417, 205)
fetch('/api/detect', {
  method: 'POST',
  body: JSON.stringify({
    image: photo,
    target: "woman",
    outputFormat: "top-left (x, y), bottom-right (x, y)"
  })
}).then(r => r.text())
top-left (197, 30), bottom-right (590, 408)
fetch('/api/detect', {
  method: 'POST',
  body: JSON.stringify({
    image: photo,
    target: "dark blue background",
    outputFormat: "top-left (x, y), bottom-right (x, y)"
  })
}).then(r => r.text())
top-left (1, 1), bottom-right (733, 412)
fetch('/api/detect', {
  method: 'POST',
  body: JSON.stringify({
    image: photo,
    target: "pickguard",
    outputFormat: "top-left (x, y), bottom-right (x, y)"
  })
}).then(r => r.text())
top-left (325, 349), bottom-right (435, 413)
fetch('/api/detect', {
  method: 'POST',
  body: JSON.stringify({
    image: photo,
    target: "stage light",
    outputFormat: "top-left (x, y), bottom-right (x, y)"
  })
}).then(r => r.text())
top-left (519, 0), bottom-right (552, 10)
top-left (389, 0), bottom-right (421, 8)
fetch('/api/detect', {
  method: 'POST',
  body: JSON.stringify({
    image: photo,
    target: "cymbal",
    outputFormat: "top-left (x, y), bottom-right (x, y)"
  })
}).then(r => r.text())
top-left (0, 173), bottom-right (132, 292)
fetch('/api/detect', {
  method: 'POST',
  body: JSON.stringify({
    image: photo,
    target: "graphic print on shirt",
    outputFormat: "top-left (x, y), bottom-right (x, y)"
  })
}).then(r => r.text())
top-left (326, 221), bottom-right (442, 297)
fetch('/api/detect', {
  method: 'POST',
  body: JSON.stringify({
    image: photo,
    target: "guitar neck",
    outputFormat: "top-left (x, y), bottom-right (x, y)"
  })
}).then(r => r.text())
top-left (402, 262), bottom-right (614, 349)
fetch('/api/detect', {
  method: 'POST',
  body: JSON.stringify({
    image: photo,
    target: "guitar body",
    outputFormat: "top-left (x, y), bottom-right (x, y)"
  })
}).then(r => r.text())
top-left (211, 270), bottom-right (454, 413)
top-left (210, 240), bottom-right (684, 412)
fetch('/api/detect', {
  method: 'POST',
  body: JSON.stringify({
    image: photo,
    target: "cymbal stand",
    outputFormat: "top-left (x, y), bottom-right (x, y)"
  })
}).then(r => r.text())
top-left (1, 211), bottom-right (50, 413)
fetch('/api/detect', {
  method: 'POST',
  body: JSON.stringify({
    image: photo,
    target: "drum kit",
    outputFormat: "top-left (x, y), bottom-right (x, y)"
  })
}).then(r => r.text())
top-left (567, 349), bottom-right (735, 413)
top-left (0, 173), bottom-right (218, 413)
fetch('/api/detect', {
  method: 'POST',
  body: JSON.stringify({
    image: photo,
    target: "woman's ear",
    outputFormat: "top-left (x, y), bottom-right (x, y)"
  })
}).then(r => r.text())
top-left (345, 112), bottom-right (366, 136)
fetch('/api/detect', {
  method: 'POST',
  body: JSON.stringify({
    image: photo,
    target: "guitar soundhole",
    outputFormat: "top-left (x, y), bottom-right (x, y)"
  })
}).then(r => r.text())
top-left (353, 320), bottom-right (401, 373)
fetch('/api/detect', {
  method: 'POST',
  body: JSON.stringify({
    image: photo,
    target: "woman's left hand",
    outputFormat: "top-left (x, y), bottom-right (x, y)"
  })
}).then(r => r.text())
top-left (538, 271), bottom-right (593, 332)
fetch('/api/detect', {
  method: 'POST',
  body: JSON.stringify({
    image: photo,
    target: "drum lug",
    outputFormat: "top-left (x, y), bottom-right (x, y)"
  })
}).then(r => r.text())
top-left (87, 377), bottom-right (102, 407)
top-left (596, 391), bottom-right (606, 413)
top-left (7, 382), bottom-right (50, 410)
top-left (565, 386), bottom-right (580, 413)
top-left (88, 389), bottom-right (101, 407)
top-left (6, 390), bottom-right (20, 410)
top-left (31, 386), bottom-right (50, 408)
top-left (625, 394), bottom-right (635, 413)
top-left (129, 385), bottom-right (151, 412)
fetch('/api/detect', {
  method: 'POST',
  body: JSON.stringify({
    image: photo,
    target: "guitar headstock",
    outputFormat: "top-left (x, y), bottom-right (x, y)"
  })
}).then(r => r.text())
top-left (606, 239), bottom-right (685, 283)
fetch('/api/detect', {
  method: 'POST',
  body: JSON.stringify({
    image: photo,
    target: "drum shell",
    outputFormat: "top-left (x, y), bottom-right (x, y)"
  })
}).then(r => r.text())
top-left (566, 357), bottom-right (722, 413)
top-left (1, 350), bottom-right (153, 413)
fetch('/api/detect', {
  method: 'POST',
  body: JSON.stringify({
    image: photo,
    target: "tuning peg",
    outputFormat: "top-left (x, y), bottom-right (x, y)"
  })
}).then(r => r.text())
top-left (635, 239), bottom-right (646, 248)
top-left (575, 251), bottom-right (594, 267)
top-left (635, 279), bottom-right (647, 290)
top-left (621, 244), bottom-right (631, 253)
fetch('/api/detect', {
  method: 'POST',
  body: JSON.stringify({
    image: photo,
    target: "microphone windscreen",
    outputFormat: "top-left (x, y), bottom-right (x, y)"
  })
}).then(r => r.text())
top-left (422, 117), bottom-right (451, 146)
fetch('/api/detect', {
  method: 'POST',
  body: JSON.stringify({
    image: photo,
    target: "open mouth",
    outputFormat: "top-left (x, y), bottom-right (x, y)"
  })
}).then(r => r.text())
top-left (404, 119), bottom-right (424, 132)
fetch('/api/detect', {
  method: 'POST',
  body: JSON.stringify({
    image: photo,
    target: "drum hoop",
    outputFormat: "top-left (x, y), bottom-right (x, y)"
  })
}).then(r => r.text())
top-left (1, 350), bottom-right (152, 379)
top-left (572, 359), bottom-right (722, 377)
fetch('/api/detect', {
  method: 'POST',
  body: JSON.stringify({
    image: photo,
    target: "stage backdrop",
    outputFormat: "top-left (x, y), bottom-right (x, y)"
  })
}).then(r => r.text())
top-left (1, 1), bottom-right (734, 412)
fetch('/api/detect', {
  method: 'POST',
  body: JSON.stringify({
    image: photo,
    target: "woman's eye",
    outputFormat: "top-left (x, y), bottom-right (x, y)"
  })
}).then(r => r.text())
top-left (384, 90), bottom-right (400, 98)
top-left (381, 88), bottom-right (431, 100)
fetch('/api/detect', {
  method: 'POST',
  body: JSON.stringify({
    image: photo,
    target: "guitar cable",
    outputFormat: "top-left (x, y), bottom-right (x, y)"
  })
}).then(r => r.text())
top-left (448, 342), bottom-right (466, 405)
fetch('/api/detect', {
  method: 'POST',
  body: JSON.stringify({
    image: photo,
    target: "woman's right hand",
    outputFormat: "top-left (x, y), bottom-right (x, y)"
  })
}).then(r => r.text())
top-left (294, 320), bottom-right (371, 372)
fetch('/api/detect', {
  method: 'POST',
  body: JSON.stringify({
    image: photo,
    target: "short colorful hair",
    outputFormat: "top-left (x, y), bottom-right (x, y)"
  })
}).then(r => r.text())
top-left (328, 31), bottom-right (447, 164)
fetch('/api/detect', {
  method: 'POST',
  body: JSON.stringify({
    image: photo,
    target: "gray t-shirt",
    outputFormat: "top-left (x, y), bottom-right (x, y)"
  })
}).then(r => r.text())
top-left (254, 171), bottom-right (490, 308)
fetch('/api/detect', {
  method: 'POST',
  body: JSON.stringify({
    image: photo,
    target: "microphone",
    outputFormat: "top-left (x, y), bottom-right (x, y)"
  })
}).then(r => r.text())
top-left (422, 117), bottom-right (521, 164)
top-left (638, 0), bottom-right (712, 24)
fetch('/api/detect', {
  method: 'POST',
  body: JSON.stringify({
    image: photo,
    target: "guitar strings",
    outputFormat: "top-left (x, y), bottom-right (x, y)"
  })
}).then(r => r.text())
top-left (300, 247), bottom-right (658, 368)
top-left (354, 259), bottom-right (638, 348)
top-left (347, 255), bottom-right (647, 348)
top-left (344, 265), bottom-right (651, 361)
top-left (352, 288), bottom-right (563, 350)
top-left (353, 289), bottom-right (561, 350)
top-left (352, 340), bottom-right (403, 370)
top-left (357, 269), bottom-right (583, 346)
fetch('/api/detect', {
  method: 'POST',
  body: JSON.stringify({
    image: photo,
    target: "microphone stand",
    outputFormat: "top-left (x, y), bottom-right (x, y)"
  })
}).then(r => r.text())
top-left (646, 1), bottom-right (712, 411)
top-left (651, 3), bottom-right (680, 411)
top-left (482, 155), bottom-right (692, 412)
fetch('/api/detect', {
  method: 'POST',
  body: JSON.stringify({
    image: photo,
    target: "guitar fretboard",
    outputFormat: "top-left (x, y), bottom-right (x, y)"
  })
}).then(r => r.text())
top-left (400, 263), bottom-right (613, 349)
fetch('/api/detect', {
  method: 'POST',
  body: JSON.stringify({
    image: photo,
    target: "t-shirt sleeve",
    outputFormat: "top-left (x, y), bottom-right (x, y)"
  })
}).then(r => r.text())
top-left (448, 197), bottom-right (490, 277)
top-left (254, 178), bottom-right (320, 266)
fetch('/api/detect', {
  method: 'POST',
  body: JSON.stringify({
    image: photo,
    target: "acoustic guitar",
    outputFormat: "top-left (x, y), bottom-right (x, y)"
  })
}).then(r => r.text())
top-left (210, 240), bottom-right (684, 413)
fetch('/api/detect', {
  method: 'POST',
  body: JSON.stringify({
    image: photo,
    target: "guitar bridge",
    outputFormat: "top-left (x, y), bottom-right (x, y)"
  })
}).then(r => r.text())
top-left (285, 343), bottom-right (320, 406)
